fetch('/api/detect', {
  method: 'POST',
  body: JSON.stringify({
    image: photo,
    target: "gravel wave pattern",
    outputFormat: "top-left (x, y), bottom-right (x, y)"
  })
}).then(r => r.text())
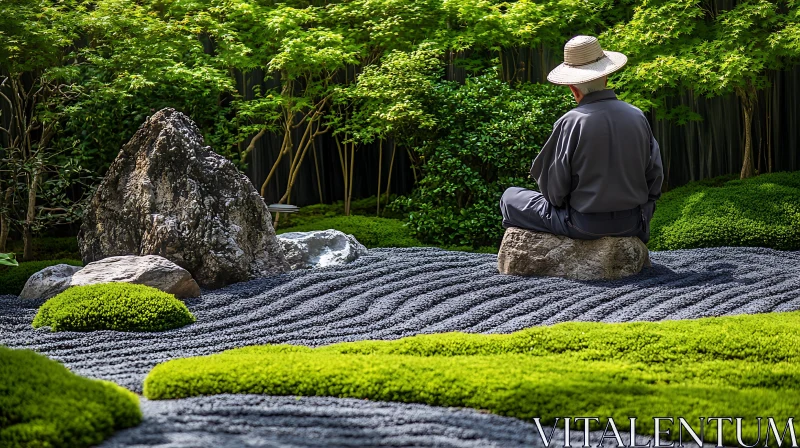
top-left (102, 395), bottom-right (701, 448)
top-left (2, 247), bottom-right (800, 393)
top-left (102, 395), bottom-right (540, 448)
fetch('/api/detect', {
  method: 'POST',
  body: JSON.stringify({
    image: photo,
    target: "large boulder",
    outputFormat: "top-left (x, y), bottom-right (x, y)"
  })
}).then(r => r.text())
top-left (78, 108), bottom-right (289, 289)
top-left (70, 255), bottom-right (200, 299)
top-left (278, 230), bottom-right (368, 270)
top-left (497, 227), bottom-right (650, 280)
top-left (19, 264), bottom-right (83, 300)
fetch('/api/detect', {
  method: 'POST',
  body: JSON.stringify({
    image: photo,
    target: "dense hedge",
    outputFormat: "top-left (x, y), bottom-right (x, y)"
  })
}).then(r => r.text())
top-left (33, 283), bottom-right (196, 332)
top-left (144, 311), bottom-right (800, 446)
top-left (0, 259), bottom-right (83, 296)
top-left (395, 78), bottom-right (573, 248)
top-left (649, 171), bottom-right (800, 250)
top-left (0, 346), bottom-right (141, 447)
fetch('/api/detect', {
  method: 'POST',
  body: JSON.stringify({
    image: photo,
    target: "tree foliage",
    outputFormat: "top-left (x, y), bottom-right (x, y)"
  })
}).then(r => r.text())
top-left (1, 0), bottom-right (798, 247)
top-left (0, 0), bottom-right (95, 259)
top-left (602, 0), bottom-right (800, 178)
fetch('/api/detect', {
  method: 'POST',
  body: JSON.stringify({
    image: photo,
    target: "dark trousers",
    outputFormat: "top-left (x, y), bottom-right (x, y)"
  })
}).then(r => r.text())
top-left (499, 187), bottom-right (654, 243)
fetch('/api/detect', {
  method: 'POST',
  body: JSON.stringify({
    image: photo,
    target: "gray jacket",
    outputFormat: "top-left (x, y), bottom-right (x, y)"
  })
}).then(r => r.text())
top-left (530, 89), bottom-right (663, 214)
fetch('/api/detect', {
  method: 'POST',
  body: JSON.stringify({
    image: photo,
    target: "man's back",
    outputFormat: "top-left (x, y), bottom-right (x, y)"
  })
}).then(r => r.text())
top-left (501, 35), bottom-right (662, 244)
top-left (531, 89), bottom-right (663, 214)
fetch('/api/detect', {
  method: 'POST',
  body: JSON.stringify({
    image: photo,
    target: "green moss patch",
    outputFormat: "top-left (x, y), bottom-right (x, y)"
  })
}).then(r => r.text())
top-left (278, 215), bottom-right (424, 248)
top-left (649, 171), bottom-right (800, 250)
top-left (275, 195), bottom-right (405, 230)
top-left (33, 283), bottom-right (195, 332)
top-left (0, 259), bottom-right (83, 296)
top-left (145, 311), bottom-right (800, 446)
top-left (0, 346), bottom-right (141, 447)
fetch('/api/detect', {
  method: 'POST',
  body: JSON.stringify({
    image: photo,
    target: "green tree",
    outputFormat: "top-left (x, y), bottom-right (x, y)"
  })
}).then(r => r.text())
top-left (61, 0), bottom-right (236, 171)
top-left (333, 44), bottom-right (444, 215)
top-left (604, 0), bottom-right (799, 179)
top-left (0, 0), bottom-right (93, 259)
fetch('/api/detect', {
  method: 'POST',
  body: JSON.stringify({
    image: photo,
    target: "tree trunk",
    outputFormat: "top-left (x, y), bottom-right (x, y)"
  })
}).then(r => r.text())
top-left (347, 142), bottom-right (355, 215)
top-left (376, 139), bottom-right (383, 215)
top-left (384, 139), bottom-right (396, 206)
top-left (312, 136), bottom-right (323, 203)
top-left (334, 133), bottom-right (354, 216)
top-left (261, 122), bottom-right (293, 198)
top-left (23, 164), bottom-right (41, 261)
top-left (737, 86), bottom-right (757, 179)
top-left (0, 186), bottom-right (12, 253)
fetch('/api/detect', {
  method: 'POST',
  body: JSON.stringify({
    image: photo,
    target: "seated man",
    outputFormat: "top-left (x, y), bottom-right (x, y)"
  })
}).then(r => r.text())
top-left (500, 35), bottom-right (664, 243)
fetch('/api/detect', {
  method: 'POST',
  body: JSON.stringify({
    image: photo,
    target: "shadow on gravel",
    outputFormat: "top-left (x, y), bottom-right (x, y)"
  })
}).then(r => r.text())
top-left (570, 261), bottom-right (748, 290)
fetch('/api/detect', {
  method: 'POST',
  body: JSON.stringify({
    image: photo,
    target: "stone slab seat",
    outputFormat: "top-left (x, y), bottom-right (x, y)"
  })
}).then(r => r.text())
top-left (497, 227), bottom-right (651, 280)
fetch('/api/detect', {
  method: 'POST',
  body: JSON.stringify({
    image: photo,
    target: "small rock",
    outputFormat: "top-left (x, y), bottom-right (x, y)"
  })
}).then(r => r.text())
top-left (20, 264), bottom-right (83, 300)
top-left (497, 227), bottom-right (650, 280)
top-left (70, 255), bottom-right (201, 298)
top-left (278, 230), bottom-right (368, 270)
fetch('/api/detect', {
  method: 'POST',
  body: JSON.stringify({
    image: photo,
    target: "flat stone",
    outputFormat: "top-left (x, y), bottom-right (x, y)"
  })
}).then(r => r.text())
top-left (78, 108), bottom-right (288, 289)
top-left (70, 255), bottom-right (201, 298)
top-left (19, 264), bottom-right (83, 300)
top-left (497, 227), bottom-right (650, 280)
top-left (278, 230), bottom-right (368, 270)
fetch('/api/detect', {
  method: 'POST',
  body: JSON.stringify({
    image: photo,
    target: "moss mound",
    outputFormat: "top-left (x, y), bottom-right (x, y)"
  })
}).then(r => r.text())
top-left (145, 311), bottom-right (800, 446)
top-left (33, 283), bottom-right (196, 332)
top-left (0, 259), bottom-right (83, 296)
top-left (0, 346), bottom-right (141, 447)
top-left (649, 171), bottom-right (800, 251)
top-left (278, 215), bottom-right (424, 248)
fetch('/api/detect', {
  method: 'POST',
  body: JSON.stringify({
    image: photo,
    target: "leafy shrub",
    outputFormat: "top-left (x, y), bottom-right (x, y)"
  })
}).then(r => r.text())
top-left (277, 216), bottom-right (424, 248)
top-left (33, 283), bottom-right (196, 332)
top-left (0, 346), bottom-right (141, 447)
top-left (144, 311), bottom-right (800, 447)
top-left (393, 76), bottom-right (573, 248)
top-left (0, 253), bottom-right (18, 267)
top-left (649, 171), bottom-right (800, 250)
top-left (0, 259), bottom-right (83, 296)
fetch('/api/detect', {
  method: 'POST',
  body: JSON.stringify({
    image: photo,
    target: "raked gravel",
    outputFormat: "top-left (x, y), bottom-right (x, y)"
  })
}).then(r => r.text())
top-left (101, 395), bottom-right (670, 448)
top-left (2, 247), bottom-right (799, 447)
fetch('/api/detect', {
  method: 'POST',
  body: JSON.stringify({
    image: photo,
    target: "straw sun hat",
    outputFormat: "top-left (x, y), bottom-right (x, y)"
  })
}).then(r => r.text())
top-left (547, 35), bottom-right (628, 85)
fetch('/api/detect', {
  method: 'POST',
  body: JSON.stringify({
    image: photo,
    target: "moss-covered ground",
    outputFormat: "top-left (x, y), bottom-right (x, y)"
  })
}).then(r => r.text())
top-left (0, 346), bottom-right (141, 447)
top-left (144, 311), bottom-right (800, 446)
top-left (649, 171), bottom-right (800, 250)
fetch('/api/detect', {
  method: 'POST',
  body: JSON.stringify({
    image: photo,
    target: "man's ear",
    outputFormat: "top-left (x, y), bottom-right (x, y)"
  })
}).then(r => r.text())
top-left (568, 85), bottom-right (582, 103)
